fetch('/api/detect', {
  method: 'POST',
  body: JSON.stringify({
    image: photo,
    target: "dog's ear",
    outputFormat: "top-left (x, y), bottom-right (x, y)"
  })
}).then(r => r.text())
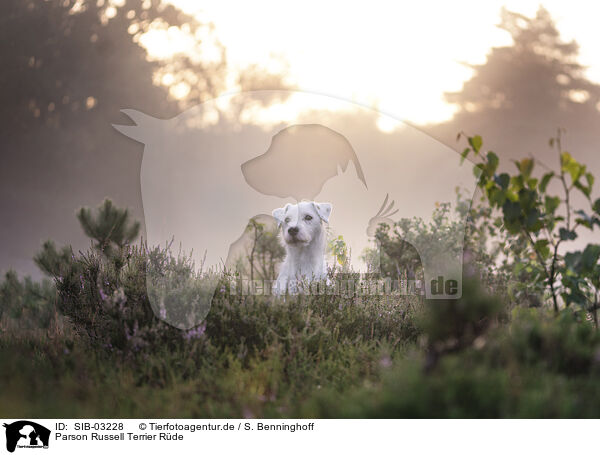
top-left (272, 204), bottom-right (289, 228)
top-left (312, 202), bottom-right (332, 223)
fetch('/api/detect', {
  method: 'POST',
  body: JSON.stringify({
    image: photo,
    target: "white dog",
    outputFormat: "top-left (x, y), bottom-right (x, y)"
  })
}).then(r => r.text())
top-left (271, 201), bottom-right (332, 294)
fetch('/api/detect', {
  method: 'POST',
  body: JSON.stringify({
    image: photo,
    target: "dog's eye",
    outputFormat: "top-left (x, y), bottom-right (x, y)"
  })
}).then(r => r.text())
top-left (285, 217), bottom-right (291, 223)
top-left (304, 215), bottom-right (313, 221)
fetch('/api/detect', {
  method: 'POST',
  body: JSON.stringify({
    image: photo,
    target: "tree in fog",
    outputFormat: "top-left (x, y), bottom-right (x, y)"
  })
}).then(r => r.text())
top-left (428, 7), bottom-right (600, 170)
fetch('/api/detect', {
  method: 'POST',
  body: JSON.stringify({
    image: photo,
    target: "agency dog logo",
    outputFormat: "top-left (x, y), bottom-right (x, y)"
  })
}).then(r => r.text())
top-left (113, 90), bottom-right (481, 328)
top-left (3, 421), bottom-right (50, 452)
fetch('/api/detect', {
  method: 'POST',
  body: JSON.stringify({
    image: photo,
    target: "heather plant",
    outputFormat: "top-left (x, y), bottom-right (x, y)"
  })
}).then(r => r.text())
top-left (361, 192), bottom-right (510, 301)
top-left (34, 200), bottom-right (216, 353)
top-left (30, 198), bottom-right (421, 357)
top-left (365, 200), bottom-right (466, 281)
top-left (0, 271), bottom-right (56, 332)
top-left (239, 218), bottom-right (285, 281)
top-left (301, 303), bottom-right (600, 418)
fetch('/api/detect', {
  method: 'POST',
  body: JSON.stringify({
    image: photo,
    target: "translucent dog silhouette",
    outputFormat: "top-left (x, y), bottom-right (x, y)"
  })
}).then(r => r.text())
top-left (114, 91), bottom-right (480, 328)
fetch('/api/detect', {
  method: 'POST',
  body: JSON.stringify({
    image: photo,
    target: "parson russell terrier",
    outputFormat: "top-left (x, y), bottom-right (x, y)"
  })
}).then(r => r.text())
top-left (271, 201), bottom-right (332, 295)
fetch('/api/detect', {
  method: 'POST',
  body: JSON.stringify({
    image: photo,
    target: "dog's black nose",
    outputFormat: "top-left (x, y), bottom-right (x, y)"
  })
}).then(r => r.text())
top-left (288, 226), bottom-right (299, 236)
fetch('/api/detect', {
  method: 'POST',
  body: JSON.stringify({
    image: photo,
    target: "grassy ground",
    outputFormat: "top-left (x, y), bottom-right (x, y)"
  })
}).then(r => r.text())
top-left (0, 280), bottom-right (421, 418)
top-left (2, 274), bottom-right (600, 418)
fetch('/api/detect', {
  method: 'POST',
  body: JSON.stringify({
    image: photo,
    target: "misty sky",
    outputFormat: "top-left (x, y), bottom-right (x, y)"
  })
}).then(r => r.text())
top-left (149, 1), bottom-right (600, 125)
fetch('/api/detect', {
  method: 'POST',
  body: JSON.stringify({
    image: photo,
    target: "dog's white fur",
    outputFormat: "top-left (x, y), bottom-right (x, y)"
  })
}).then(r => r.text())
top-left (272, 201), bottom-right (332, 294)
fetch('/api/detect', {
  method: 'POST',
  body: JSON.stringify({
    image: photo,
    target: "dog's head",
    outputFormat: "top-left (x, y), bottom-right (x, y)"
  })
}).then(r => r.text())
top-left (272, 201), bottom-right (332, 246)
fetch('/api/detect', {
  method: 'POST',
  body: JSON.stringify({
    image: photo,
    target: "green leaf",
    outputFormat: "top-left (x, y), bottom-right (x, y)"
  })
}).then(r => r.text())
top-left (575, 209), bottom-right (593, 229)
top-left (559, 228), bottom-right (577, 241)
top-left (527, 178), bottom-right (538, 189)
top-left (511, 175), bottom-right (525, 192)
top-left (513, 262), bottom-right (526, 275)
top-left (468, 135), bottom-right (483, 154)
top-left (539, 171), bottom-right (554, 193)
top-left (517, 158), bottom-right (534, 178)
top-left (502, 200), bottom-right (522, 234)
top-left (503, 200), bottom-right (521, 221)
top-left (460, 147), bottom-right (470, 164)
top-left (488, 187), bottom-right (506, 207)
top-left (505, 190), bottom-right (519, 202)
top-left (582, 244), bottom-right (600, 271)
top-left (593, 198), bottom-right (600, 215)
top-left (519, 188), bottom-right (537, 210)
top-left (534, 239), bottom-right (550, 260)
top-left (525, 208), bottom-right (543, 232)
top-left (494, 173), bottom-right (510, 190)
top-left (564, 251), bottom-right (582, 272)
top-left (585, 172), bottom-right (595, 188)
top-left (573, 180), bottom-right (592, 199)
top-left (486, 151), bottom-right (499, 174)
top-left (561, 151), bottom-right (584, 183)
top-left (544, 196), bottom-right (560, 214)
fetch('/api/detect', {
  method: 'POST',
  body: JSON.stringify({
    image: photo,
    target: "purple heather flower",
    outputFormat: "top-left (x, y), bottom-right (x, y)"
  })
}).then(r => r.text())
top-left (184, 323), bottom-right (206, 341)
top-left (379, 356), bottom-right (392, 368)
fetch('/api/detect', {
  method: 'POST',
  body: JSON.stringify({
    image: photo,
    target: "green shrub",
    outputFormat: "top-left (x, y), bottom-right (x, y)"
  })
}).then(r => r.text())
top-left (0, 271), bottom-right (56, 331)
top-left (301, 287), bottom-right (600, 418)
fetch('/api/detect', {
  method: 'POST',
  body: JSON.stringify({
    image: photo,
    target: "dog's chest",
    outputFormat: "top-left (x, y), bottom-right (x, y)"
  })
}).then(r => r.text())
top-left (282, 247), bottom-right (325, 279)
